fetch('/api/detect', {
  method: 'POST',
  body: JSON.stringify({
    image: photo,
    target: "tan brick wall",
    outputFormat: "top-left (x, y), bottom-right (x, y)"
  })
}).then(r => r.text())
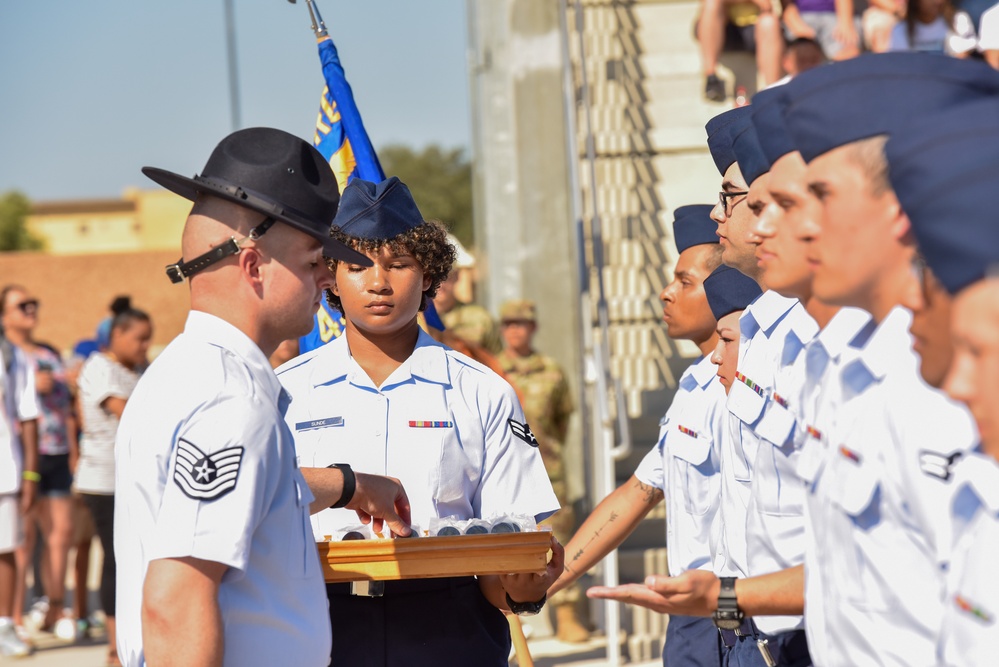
top-left (0, 250), bottom-right (190, 358)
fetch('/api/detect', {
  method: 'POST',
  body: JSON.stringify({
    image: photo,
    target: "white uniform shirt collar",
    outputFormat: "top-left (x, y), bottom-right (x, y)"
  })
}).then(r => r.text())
top-left (954, 450), bottom-right (999, 516)
top-left (840, 306), bottom-right (913, 396)
top-left (184, 311), bottom-right (283, 404)
top-left (689, 354), bottom-right (719, 389)
top-left (309, 328), bottom-right (451, 390)
top-left (741, 290), bottom-right (799, 339)
top-left (815, 307), bottom-right (874, 361)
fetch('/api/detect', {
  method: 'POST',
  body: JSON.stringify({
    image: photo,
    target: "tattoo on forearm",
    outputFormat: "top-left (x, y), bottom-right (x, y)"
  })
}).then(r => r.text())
top-left (632, 478), bottom-right (664, 504)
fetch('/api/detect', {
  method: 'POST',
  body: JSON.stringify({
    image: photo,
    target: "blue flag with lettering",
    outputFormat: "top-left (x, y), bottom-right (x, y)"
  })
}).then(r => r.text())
top-left (300, 33), bottom-right (443, 353)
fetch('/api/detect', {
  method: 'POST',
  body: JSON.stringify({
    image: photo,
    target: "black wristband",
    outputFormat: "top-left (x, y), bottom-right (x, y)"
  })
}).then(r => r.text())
top-left (327, 463), bottom-right (355, 509)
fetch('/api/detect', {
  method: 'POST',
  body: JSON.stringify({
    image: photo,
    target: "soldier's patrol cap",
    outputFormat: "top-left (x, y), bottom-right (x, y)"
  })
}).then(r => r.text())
top-left (750, 86), bottom-right (796, 165)
top-left (731, 118), bottom-right (770, 186)
top-left (782, 53), bottom-right (999, 163)
top-left (706, 106), bottom-right (753, 176)
top-left (886, 98), bottom-right (999, 294)
top-left (703, 265), bottom-right (762, 321)
top-left (499, 299), bottom-right (537, 323)
top-left (672, 205), bottom-right (718, 254)
top-left (333, 176), bottom-right (424, 239)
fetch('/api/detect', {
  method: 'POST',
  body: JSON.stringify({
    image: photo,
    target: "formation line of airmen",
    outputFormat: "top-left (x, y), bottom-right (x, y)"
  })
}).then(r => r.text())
top-left (572, 52), bottom-right (999, 667)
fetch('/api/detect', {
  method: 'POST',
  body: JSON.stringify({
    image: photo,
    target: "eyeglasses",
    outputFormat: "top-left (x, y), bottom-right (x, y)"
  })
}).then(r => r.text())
top-left (15, 300), bottom-right (38, 315)
top-left (719, 190), bottom-right (749, 216)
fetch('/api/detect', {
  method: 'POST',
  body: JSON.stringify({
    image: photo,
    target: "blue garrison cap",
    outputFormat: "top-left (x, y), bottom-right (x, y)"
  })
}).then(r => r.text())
top-left (706, 107), bottom-right (753, 176)
top-left (886, 98), bottom-right (999, 294)
top-left (333, 176), bottom-right (424, 239)
top-left (703, 265), bottom-right (763, 320)
top-left (673, 205), bottom-right (718, 253)
top-left (782, 53), bottom-right (999, 163)
top-left (731, 120), bottom-right (770, 186)
top-left (750, 86), bottom-right (796, 165)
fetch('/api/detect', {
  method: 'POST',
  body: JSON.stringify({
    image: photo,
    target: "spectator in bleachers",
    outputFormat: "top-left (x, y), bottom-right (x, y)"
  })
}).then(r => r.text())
top-left (978, 1), bottom-right (999, 66)
top-left (0, 286), bottom-right (77, 639)
top-left (862, 0), bottom-right (907, 51)
top-left (887, 0), bottom-right (978, 53)
top-left (782, 0), bottom-right (862, 60)
top-left (781, 36), bottom-right (828, 75)
top-left (696, 0), bottom-right (784, 101)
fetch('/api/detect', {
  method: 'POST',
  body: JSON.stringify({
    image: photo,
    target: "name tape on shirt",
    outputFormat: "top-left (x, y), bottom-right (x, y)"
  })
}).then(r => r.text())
top-left (918, 449), bottom-right (963, 481)
top-left (295, 416), bottom-right (344, 431)
top-left (508, 419), bottom-right (539, 447)
top-left (173, 439), bottom-right (243, 502)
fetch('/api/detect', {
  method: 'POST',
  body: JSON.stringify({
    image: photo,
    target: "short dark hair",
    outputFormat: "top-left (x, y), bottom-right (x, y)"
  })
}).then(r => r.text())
top-left (325, 219), bottom-right (456, 315)
top-left (111, 307), bottom-right (151, 335)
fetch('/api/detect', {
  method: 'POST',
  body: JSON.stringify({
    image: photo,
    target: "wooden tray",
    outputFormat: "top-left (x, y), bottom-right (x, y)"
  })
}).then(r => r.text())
top-left (317, 530), bottom-right (552, 583)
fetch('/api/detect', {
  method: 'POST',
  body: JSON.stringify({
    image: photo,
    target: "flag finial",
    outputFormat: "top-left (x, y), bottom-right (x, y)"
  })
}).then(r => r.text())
top-left (306, 0), bottom-right (328, 39)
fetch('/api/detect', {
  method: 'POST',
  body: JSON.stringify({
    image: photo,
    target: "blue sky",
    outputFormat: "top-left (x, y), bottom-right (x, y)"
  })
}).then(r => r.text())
top-left (0, 0), bottom-right (471, 202)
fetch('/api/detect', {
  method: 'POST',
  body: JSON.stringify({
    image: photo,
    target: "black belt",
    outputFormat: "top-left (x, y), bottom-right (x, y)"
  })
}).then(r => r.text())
top-left (326, 576), bottom-right (476, 598)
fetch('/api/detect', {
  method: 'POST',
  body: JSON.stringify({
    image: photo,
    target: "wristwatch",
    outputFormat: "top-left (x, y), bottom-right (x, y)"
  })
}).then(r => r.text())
top-left (506, 592), bottom-right (547, 616)
top-left (327, 463), bottom-right (355, 509)
top-left (712, 577), bottom-right (744, 630)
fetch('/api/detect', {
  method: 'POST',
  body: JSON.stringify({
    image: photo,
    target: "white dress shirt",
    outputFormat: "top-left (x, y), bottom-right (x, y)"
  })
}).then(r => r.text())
top-left (277, 329), bottom-right (559, 539)
top-left (634, 354), bottom-right (727, 576)
top-left (115, 312), bottom-right (331, 667)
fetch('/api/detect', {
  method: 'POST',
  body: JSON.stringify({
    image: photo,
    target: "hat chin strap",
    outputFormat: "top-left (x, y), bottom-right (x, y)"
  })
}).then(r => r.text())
top-left (165, 217), bottom-right (277, 284)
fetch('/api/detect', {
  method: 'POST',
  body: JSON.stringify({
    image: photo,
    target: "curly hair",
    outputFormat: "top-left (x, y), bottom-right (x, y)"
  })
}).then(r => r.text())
top-left (325, 219), bottom-right (457, 315)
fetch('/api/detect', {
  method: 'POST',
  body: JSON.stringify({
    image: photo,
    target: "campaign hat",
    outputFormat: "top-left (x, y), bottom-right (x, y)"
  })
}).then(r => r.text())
top-left (142, 127), bottom-right (368, 264)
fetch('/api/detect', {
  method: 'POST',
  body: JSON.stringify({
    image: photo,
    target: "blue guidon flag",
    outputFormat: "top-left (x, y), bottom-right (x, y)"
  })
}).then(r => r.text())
top-left (173, 439), bottom-right (244, 501)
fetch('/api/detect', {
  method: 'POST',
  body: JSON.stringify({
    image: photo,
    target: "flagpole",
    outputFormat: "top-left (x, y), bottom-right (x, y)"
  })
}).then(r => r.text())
top-left (223, 0), bottom-right (242, 130)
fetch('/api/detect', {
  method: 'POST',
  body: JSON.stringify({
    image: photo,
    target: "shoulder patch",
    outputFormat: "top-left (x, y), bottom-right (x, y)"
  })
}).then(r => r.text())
top-left (173, 439), bottom-right (244, 501)
top-left (508, 419), bottom-right (539, 447)
top-left (919, 449), bottom-right (963, 481)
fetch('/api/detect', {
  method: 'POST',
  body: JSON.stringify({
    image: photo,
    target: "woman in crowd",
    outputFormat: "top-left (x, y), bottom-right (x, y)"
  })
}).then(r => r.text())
top-left (0, 286), bottom-right (77, 638)
top-left (76, 305), bottom-right (151, 667)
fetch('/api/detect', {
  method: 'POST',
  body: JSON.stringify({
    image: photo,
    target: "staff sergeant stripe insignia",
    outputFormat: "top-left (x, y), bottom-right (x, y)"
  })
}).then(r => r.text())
top-left (734, 371), bottom-right (764, 398)
top-left (508, 419), bottom-right (539, 447)
top-left (173, 439), bottom-right (244, 502)
top-left (408, 420), bottom-right (454, 428)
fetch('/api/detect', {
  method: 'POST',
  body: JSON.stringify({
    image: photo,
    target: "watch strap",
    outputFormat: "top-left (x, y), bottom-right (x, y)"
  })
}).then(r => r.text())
top-left (328, 463), bottom-right (355, 509)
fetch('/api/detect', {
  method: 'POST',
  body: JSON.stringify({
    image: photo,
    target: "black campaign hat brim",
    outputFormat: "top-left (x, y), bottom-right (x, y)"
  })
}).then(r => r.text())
top-left (142, 166), bottom-right (371, 266)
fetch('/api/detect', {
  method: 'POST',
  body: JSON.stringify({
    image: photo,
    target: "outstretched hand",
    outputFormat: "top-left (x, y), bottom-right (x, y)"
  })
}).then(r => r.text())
top-left (586, 569), bottom-right (721, 617)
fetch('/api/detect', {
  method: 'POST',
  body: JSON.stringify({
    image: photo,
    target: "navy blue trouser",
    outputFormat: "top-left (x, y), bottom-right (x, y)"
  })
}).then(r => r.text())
top-left (327, 576), bottom-right (510, 666)
top-left (663, 614), bottom-right (723, 666)
top-left (719, 618), bottom-right (811, 667)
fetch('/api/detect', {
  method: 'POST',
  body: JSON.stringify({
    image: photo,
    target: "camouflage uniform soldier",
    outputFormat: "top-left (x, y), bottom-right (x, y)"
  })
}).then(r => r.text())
top-left (498, 299), bottom-right (589, 643)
